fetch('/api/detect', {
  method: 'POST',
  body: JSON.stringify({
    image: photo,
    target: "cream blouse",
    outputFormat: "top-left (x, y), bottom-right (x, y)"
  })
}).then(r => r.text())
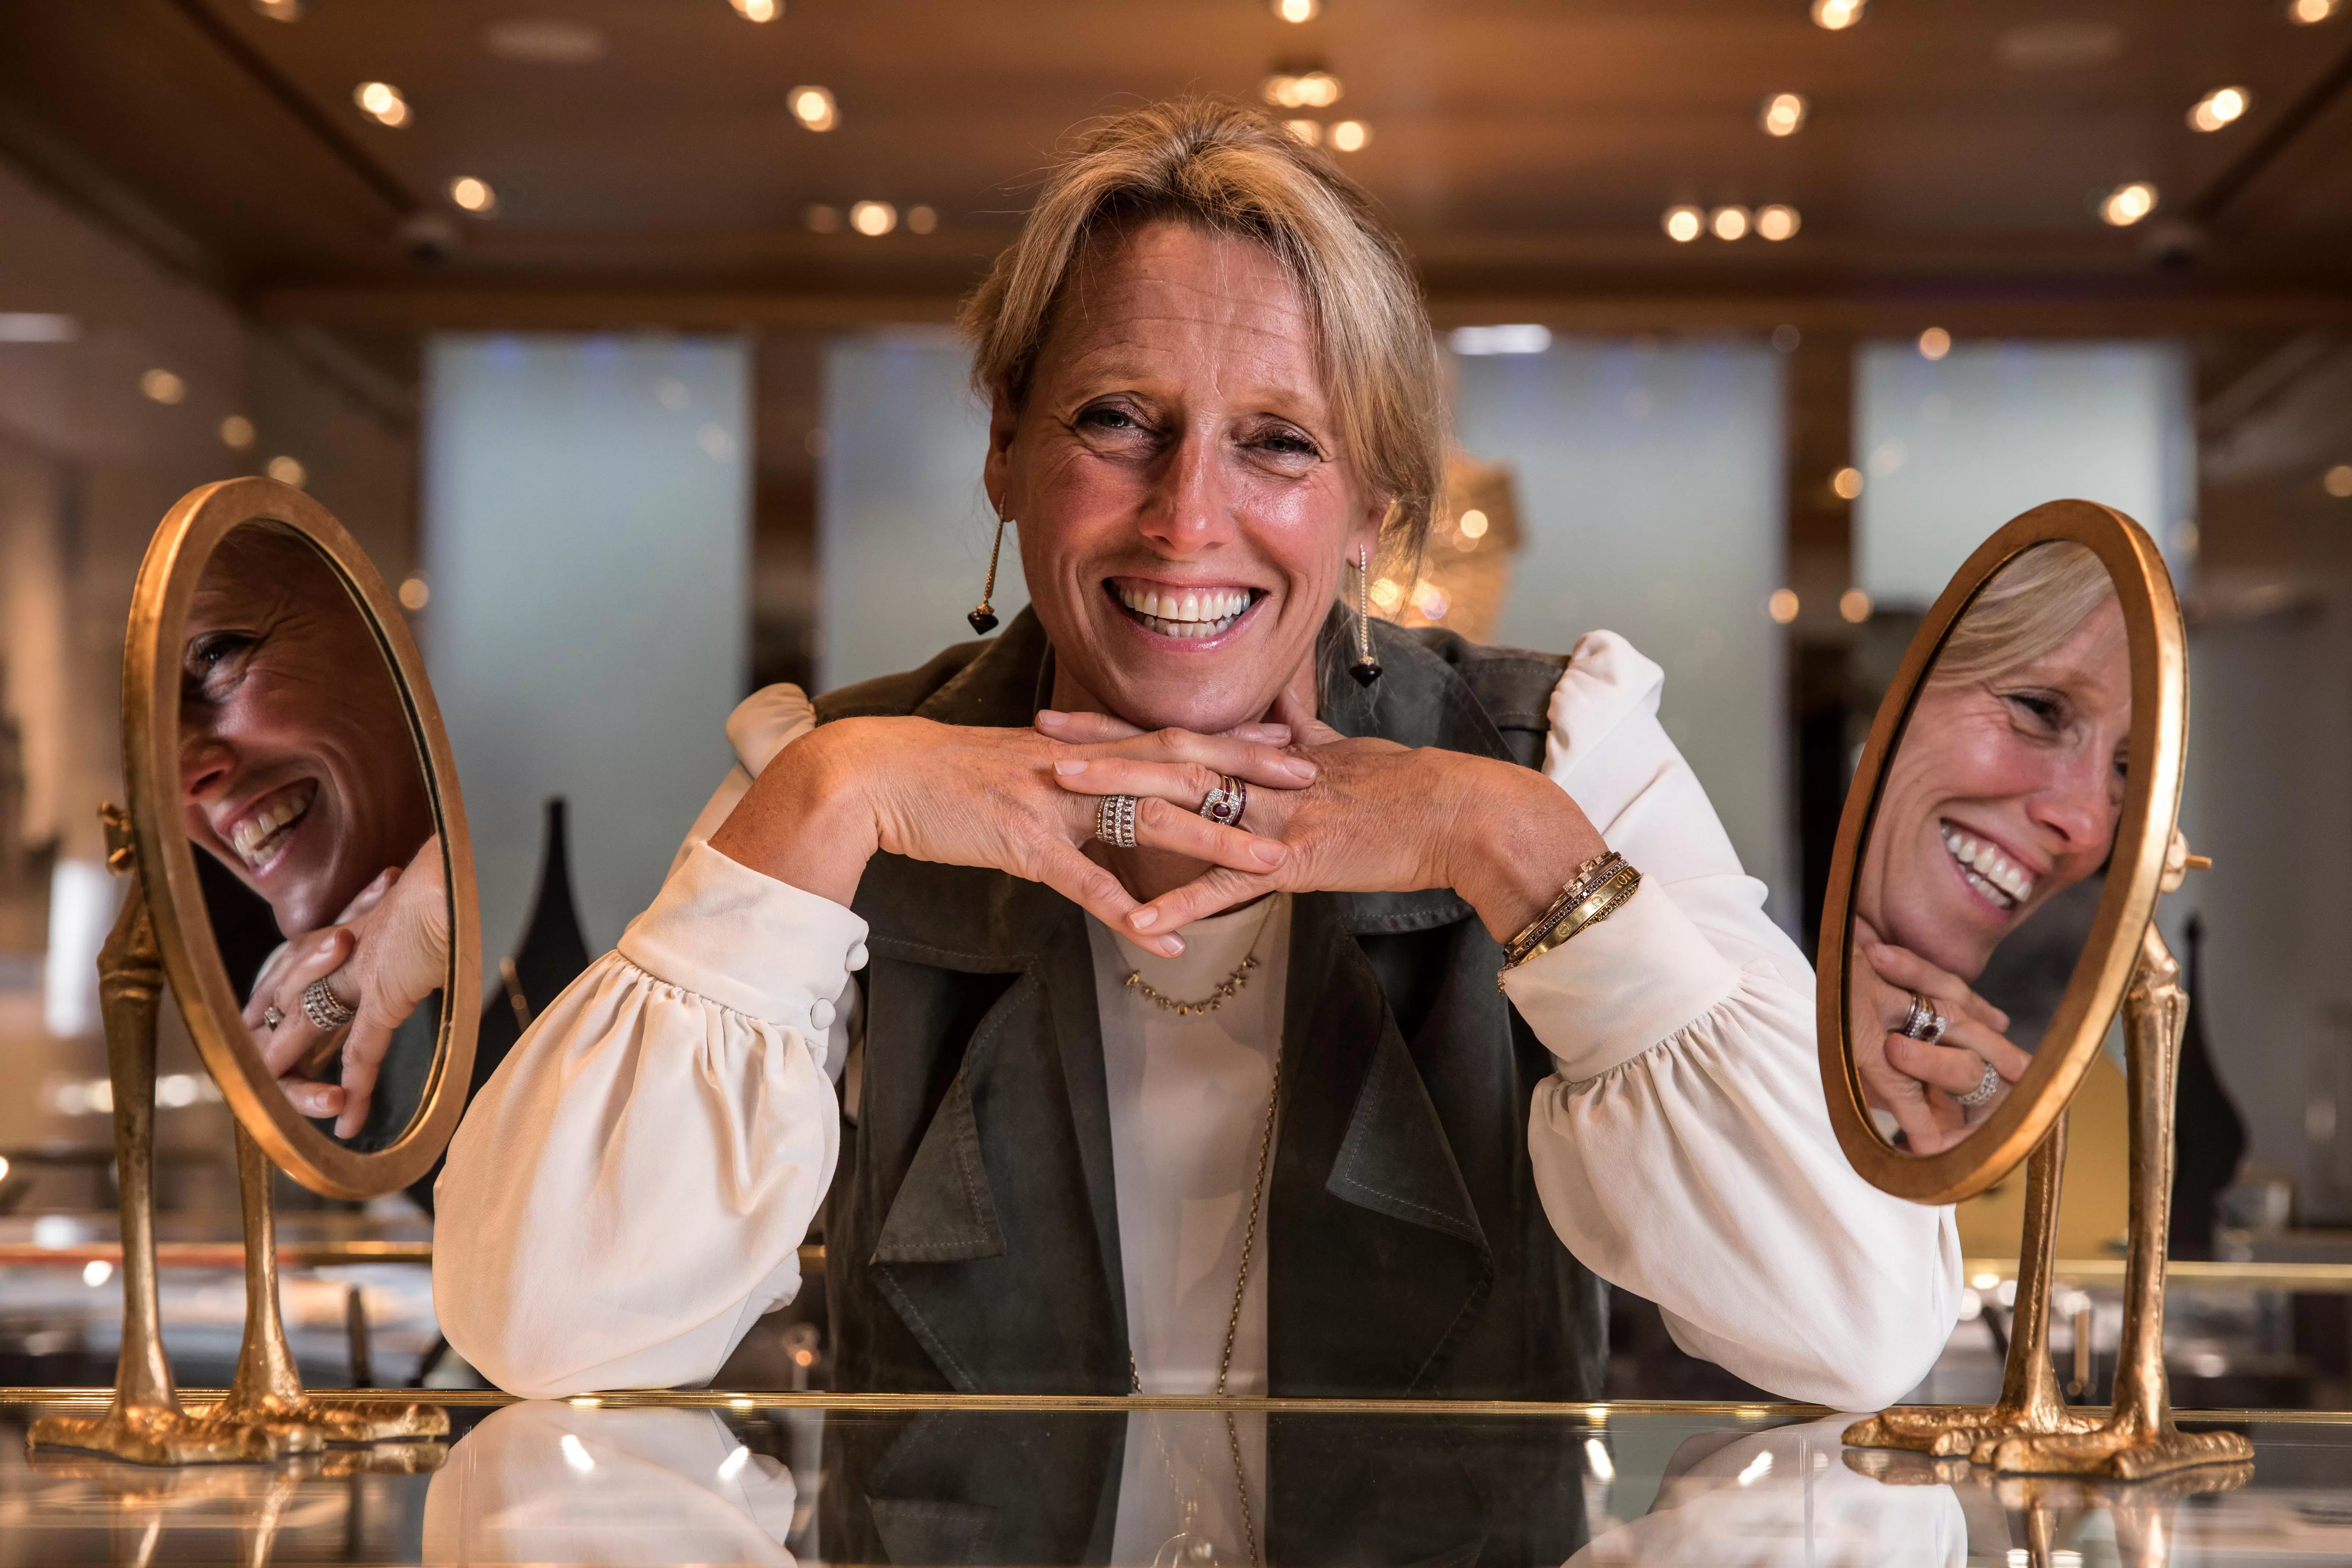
top-left (433, 631), bottom-right (1960, 1406)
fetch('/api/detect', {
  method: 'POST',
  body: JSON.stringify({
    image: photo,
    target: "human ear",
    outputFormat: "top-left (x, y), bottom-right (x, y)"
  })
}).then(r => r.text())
top-left (982, 381), bottom-right (1021, 517)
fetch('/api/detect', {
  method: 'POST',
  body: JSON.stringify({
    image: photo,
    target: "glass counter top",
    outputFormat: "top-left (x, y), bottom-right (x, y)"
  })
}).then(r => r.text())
top-left (3, 1390), bottom-right (2347, 1565)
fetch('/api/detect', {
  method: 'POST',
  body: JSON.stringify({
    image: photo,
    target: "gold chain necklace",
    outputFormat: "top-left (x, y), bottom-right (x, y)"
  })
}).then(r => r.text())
top-left (1124, 933), bottom-right (1283, 1568)
top-left (1124, 952), bottom-right (1259, 1016)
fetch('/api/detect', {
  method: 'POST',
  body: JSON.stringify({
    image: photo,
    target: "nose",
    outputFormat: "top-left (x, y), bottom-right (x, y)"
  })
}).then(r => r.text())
top-left (181, 728), bottom-right (236, 807)
top-left (2026, 743), bottom-right (2115, 854)
top-left (1133, 424), bottom-right (1235, 557)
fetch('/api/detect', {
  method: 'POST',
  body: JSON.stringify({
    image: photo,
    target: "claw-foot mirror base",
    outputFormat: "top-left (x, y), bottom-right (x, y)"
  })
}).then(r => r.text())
top-left (24, 818), bottom-right (446, 1468)
top-left (1851, 869), bottom-right (2253, 1481)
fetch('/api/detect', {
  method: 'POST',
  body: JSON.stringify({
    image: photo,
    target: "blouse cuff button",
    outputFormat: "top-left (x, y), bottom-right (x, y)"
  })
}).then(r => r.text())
top-left (846, 942), bottom-right (869, 972)
top-left (809, 998), bottom-right (837, 1031)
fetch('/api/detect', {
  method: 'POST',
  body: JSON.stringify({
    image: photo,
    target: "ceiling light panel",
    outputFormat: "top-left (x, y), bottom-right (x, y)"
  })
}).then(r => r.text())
top-left (791, 86), bottom-right (838, 131)
top-left (1759, 92), bottom-right (1808, 136)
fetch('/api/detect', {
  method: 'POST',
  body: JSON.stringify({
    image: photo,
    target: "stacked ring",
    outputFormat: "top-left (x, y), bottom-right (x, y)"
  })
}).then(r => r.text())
top-left (262, 1004), bottom-right (285, 1031)
top-left (1956, 1058), bottom-right (2004, 1108)
top-left (1898, 992), bottom-right (1948, 1046)
top-left (302, 977), bottom-right (357, 1032)
top-left (1095, 794), bottom-right (1140, 849)
top-left (1199, 776), bottom-right (1247, 828)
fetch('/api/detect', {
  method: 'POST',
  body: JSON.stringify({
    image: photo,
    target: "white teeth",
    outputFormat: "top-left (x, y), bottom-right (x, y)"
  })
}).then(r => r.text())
top-left (229, 790), bottom-right (313, 868)
top-left (1115, 584), bottom-right (1253, 637)
top-left (1939, 822), bottom-right (2034, 907)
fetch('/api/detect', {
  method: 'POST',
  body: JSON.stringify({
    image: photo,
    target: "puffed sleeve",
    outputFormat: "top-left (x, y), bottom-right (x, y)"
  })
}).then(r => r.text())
top-left (1506, 632), bottom-right (1961, 1410)
top-left (434, 686), bottom-right (864, 1399)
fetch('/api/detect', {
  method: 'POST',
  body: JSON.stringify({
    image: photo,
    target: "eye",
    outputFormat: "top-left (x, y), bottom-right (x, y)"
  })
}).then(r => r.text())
top-left (1074, 401), bottom-right (1149, 436)
top-left (183, 632), bottom-right (258, 700)
top-left (2001, 690), bottom-right (2064, 732)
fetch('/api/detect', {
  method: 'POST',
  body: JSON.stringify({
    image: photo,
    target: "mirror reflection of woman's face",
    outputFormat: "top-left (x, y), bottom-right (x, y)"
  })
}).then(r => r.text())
top-left (1860, 596), bottom-right (2131, 981)
top-left (179, 532), bottom-right (433, 937)
top-left (985, 219), bottom-right (1386, 734)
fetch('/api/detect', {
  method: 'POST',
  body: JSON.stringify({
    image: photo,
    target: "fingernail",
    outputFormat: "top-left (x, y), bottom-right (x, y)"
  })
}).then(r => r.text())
top-left (1286, 759), bottom-right (1318, 781)
top-left (317, 933), bottom-right (339, 955)
top-left (1036, 709), bottom-right (1068, 727)
top-left (1129, 908), bottom-right (1159, 930)
top-left (1160, 936), bottom-right (1185, 957)
top-left (1251, 840), bottom-right (1284, 866)
top-left (1054, 759), bottom-right (1088, 775)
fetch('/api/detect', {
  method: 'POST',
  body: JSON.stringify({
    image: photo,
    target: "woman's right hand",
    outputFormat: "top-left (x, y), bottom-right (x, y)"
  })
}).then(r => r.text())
top-left (707, 715), bottom-right (1318, 956)
top-left (1848, 916), bottom-right (2032, 1155)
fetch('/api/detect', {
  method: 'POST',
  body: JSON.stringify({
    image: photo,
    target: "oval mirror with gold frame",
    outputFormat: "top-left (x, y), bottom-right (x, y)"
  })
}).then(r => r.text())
top-left (125, 477), bottom-right (480, 1198)
top-left (1817, 498), bottom-right (2185, 1206)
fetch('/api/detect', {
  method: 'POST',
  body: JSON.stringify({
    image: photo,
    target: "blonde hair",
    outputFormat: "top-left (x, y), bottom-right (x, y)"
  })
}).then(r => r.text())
top-left (1932, 541), bottom-right (2118, 688)
top-left (958, 98), bottom-right (1443, 566)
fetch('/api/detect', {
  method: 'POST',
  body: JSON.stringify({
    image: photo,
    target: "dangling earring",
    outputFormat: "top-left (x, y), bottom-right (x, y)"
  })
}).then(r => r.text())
top-left (1350, 543), bottom-right (1383, 687)
top-left (968, 514), bottom-right (1009, 634)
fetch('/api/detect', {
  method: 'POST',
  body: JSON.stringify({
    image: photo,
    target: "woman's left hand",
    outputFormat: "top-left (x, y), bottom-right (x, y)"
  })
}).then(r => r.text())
top-left (1848, 916), bottom-right (2032, 1154)
top-left (244, 836), bottom-right (451, 1138)
top-left (1038, 690), bottom-right (1604, 941)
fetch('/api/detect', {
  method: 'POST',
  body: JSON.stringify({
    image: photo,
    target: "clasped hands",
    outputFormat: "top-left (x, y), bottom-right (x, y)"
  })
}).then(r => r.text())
top-left (1848, 915), bottom-right (2032, 1155)
top-left (718, 689), bottom-right (1597, 960)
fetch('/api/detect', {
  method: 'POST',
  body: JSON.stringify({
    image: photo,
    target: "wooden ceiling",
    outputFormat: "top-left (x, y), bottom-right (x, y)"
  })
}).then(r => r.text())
top-left (1, 0), bottom-right (2348, 329)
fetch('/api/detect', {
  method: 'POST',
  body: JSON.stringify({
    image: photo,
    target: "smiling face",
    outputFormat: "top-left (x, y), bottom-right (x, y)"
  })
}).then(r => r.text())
top-left (179, 526), bottom-right (435, 938)
top-left (1857, 594), bottom-right (2132, 981)
top-left (984, 220), bottom-right (1387, 732)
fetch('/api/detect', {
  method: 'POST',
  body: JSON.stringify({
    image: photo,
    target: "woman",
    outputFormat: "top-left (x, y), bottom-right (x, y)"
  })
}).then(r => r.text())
top-left (179, 520), bottom-right (450, 1140)
top-left (435, 100), bottom-right (1954, 1415)
top-left (1849, 541), bottom-right (2130, 1154)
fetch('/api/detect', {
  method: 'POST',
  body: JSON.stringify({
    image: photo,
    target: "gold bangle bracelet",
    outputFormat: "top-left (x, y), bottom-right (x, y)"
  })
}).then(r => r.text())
top-left (1502, 851), bottom-right (1623, 967)
top-left (1497, 863), bottom-right (1642, 989)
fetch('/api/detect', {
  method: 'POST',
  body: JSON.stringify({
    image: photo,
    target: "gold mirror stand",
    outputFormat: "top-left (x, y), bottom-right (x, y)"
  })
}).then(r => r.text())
top-left (1849, 1447), bottom-right (2249, 1568)
top-left (1850, 834), bottom-right (2254, 1479)
top-left (30, 809), bottom-right (446, 1465)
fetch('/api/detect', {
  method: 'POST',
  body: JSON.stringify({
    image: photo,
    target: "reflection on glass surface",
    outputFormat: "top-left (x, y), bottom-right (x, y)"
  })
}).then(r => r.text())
top-left (179, 521), bottom-right (449, 1150)
top-left (1849, 542), bottom-right (2130, 1154)
top-left (0, 1399), bottom-right (2342, 1564)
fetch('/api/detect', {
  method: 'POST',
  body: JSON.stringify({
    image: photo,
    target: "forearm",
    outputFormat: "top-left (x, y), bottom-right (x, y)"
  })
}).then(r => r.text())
top-left (707, 720), bottom-right (879, 905)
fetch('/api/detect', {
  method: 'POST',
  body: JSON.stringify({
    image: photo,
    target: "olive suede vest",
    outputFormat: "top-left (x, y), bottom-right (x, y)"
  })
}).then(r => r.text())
top-left (813, 607), bottom-right (1607, 1399)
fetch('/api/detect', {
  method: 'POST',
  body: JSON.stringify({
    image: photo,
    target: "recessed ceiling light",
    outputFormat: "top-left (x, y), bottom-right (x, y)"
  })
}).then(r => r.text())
top-left (1832, 466), bottom-right (1864, 499)
top-left (1759, 92), bottom-right (1809, 136)
top-left (907, 205), bottom-right (937, 234)
top-left (1263, 70), bottom-right (1342, 109)
top-left (1710, 205), bottom-right (1751, 241)
top-left (1755, 204), bottom-right (1801, 241)
top-left (449, 176), bottom-right (497, 214)
top-left (1839, 588), bottom-right (1873, 623)
top-left (483, 18), bottom-right (607, 64)
top-left (850, 200), bottom-right (897, 237)
top-left (1329, 119), bottom-right (1370, 152)
top-left (353, 81), bottom-right (410, 127)
top-left (1273, 0), bottom-right (1319, 19)
top-left (2324, 463), bottom-right (2352, 497)
top-left (790, 85), bottom-right (838, 131)
top-left (2289, 0), bottom-right (2337, 21)
top-left (1812, 0), bottom-right (1866, 30)
top-left (220, 415), bottom-right (256, 448)
top-left (1917, 326), bottom-right (1951, 360)
top-left (2188, 86), bottom-right (2251, 131)
top-left (140, 368), bottom-right (186, 405)
top-left (1767, 589), bottom-right (1799, 623)
top-left (732, 0), bottom-right (782, 19)
top-left (266, 455), bottom-right (306, 488)
top-left (1662, 206), bottom-right (1703, 242)
top-left (2098, 181), bottom-right (2157, 226)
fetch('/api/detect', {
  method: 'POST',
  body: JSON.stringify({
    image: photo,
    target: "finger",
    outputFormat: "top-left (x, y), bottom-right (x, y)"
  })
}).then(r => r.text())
top-left (1035, 708), bottom-right (1144, 742)
top-left (1862, 941), bottom-right (2009, 1032)
top-left (1269, 686), bottom-right (1346, 747)
top-left (1884, 1034), bottom-right (2003, 1098)
top-left (1127, 796), bottom-right (1287, 874)
top-left (334, 1016), bottom-right (393, 1139)
top-left (248, 929), bottom-right (354, 1075)
top-left (1057, 733), bottom-right (1315, 791)
top-left (1029, 840), bottom-right (1185, 957)
top-left (1221, 722), bottom-right (1292, 746)
top-left (329, 866), bottom-right (399, 927)
top-left (1127, 865), bottom-right (1280, 934)
top-left (278, 1074), bottom-right (343, 1119)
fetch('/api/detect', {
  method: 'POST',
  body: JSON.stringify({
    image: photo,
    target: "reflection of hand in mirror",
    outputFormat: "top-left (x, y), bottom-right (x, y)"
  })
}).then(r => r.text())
top-left (1849, 916), bottom-right (2030, 1153)
top-left (1852, 542), bottom-right (2130, 1149)
top-left (243, 834), bottom-right (450, 1136)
